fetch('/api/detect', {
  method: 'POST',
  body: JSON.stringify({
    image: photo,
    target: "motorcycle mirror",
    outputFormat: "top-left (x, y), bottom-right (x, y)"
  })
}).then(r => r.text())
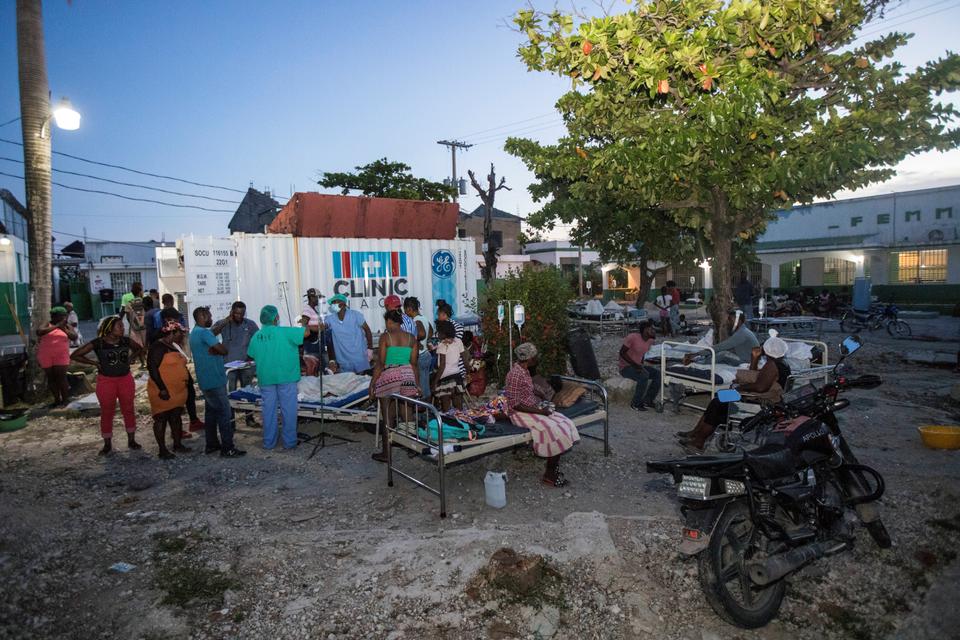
top-left (717, 389), bottom-right (742, 403)
top-left (840, 335), bottom-right (862, 356)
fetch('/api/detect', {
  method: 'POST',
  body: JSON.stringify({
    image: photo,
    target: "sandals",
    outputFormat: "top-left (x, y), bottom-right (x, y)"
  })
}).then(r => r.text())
top-left (542, 472), bottom-right (568, 488)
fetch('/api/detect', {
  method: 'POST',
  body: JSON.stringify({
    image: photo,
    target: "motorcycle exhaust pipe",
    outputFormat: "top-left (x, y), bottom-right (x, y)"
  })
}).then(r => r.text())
top-left (748, 540), bottom-right (848, 586)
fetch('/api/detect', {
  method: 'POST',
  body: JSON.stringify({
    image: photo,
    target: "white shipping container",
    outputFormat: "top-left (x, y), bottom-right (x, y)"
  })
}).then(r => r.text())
top-left (232, 234), bottom-right (477, 331)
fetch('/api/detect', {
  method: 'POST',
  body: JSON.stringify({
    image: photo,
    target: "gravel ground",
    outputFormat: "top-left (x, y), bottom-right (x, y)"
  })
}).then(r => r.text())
top-left (1, 315), bottom-right (959, 640)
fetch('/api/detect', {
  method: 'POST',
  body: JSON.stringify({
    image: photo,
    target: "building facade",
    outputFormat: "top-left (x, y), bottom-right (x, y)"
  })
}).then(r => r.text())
top-left (756, 184), bottom-right (959, 307)
top-left (84, 240), bottom-right (163, 319)
top-left (227, 187), bottom-right (282, 234)
top-left (457, 206), bottom-right (523, 257)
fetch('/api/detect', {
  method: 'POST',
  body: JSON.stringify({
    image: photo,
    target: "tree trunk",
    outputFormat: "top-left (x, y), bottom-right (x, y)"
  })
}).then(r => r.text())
top-left (17, 0), bottom-right (53, 400)
top-left (635, 256), bottom-right (654, 310)
top-left (707, 220), bottom-right (733, 342)
top-left (482, 202), bottom-right (497, 284)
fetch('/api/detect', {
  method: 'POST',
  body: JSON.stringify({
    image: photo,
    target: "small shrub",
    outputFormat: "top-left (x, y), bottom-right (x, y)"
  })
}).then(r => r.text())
top-left (480, 267), bottom-right (571, 386)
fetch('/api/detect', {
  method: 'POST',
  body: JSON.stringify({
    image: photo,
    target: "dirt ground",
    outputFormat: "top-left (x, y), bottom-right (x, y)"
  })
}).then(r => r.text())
top-left (1, 317), bottom-right (959, 640)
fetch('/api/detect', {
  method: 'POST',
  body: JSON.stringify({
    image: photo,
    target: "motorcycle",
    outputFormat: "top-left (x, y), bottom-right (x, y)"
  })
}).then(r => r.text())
top-left (839, 303), bottom-right (912, 338)
top-left (647, 336), bottom-right (890, 628)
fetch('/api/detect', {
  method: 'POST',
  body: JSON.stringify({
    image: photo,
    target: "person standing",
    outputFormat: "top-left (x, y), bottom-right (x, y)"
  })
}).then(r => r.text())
top-left (71, 316), bottom-right (143, 455)
top-left (190, 307), bottom-right (245, 458)
top-left (144, 296), bottom-right (162, 346)
top-left (158, 300), bottom-right (203, 435)
top-left (300, 288), bottom-right (323, 358)
top-left (212, 301), bottom-right (259, 390)
top-left (324, 294), bottom-right (373, 374)
top-left (432, 320), bottom-right (467, 410)
top-left (654, 286), bottom-right (673, 337)
top-left (667, 280), bottom-right (681, 335)
top-left (146, 320), bottom-right (192, 459)
top-left (385, 294), bottom-right (416, 336)
top-left (119, 282), bottom-right (142, 313)
top-left (247, 305), bottom-right (308, 450)
top-left (369, 309), bottom-right (420, 463)
top-left (735, 273), bottom-right (754, 320)
top-left (64, 301), bottom-right (82, 348)
top-left (618, 321), bottom-right (661, 411)
top-left (36, 306), bottom-right (77, 407)
top-left (403, 296), bottom-right (433, 400)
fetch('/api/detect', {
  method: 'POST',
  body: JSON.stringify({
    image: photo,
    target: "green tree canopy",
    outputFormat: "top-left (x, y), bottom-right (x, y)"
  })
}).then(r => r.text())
top-left (511, 0), bottom-right (959, 334)
top-left (318, 158), bottom-right (456, 201)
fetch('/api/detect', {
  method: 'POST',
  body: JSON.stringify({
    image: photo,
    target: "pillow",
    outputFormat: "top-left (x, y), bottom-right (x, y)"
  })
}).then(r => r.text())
top-left (553, 382), bottom-right (586, 408)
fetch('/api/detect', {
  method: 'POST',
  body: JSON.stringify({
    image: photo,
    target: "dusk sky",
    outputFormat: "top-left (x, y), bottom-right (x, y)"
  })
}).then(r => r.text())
top-left (1, 0), bottom-right (958, 252)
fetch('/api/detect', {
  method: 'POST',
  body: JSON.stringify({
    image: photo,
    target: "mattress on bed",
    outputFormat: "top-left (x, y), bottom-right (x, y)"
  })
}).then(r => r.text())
top-left (665, 364), bottom-right (740, 385)
top-left (229, 387), bottom-right (369, 409)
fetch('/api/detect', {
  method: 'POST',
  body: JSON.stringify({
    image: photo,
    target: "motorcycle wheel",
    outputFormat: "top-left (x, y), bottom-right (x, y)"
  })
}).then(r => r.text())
top-left (838, 441), bottom-right (894, 549)
top-left (839, 315), bottom-right (858, 334)
top-left (698, 500), bottom-right (785, 629)
top-left (886, 320), bottom-right (912, 338)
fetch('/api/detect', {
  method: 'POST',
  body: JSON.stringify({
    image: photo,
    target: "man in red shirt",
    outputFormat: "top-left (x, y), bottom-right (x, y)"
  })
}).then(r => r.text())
top-left (619, 321), bottom-right (661, 411)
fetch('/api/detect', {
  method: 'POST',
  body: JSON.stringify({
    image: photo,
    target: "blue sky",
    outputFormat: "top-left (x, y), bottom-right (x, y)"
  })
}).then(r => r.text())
top-left (1, 0), bottom-right (958, 251)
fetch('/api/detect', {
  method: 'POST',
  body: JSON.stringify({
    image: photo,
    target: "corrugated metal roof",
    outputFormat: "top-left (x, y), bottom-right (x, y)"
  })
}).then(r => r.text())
top-left (268, 193), bottom-right (458, 239)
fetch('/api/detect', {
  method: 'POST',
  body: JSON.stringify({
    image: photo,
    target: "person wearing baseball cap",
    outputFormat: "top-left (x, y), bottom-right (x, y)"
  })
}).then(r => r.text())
top-left (385, 294), bottom-right (416, 335)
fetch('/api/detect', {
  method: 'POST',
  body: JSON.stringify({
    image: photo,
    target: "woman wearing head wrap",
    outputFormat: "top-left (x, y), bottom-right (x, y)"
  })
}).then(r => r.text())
top-left (146, 320), bottom-right (191, 459)
top-left (503, 342), bottom-right (580, 487)
top-left (678, 330), bottom-right (791, 453)
top-left (247, 305), bottom-right (310, 450)
top-left (36, 306), bottom-right (77, 407)
top-left (71, 316), bottom-right (145, 455)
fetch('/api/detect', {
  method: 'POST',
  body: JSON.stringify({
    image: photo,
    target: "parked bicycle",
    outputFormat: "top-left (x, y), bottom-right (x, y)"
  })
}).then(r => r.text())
top-left (839, 303), bottom-right (911, 338)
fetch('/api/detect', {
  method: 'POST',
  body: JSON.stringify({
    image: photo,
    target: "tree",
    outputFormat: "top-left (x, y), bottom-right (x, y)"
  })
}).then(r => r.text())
top-left (468, 163), bottom-right (511, 283)
top-left (513, 0), bottom-right (959, 336)
top-left (318, 158), bottom-right (456, 201)
top-left (507, 138), bottom-right (701, 306)
top-left (16, 0), bottom-right (53, 399)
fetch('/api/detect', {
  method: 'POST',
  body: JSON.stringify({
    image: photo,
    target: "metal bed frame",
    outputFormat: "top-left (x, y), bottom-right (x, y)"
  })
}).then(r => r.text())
top-left (384, 375), bottom-right (609, 518)
top-left (654, 338), bottom-right (830, 413)
top-left (228, 394), bottom-right (379, 426)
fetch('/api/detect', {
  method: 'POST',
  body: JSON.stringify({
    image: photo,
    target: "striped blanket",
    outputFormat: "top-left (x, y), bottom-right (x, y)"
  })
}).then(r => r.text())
top-left (509, 410), bottom-right (580, 458)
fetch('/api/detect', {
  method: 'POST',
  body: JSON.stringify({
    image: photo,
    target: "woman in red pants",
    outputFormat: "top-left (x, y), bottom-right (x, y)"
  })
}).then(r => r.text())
top-left (71, 316), bottom-right (144, 455)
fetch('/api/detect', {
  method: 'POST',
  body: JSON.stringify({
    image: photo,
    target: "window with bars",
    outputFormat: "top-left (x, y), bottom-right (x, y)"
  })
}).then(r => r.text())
top-left (109, 272), bottom-right (141, 294)
top-left (889, 249), bottom-right (947, 283)
top-left (779, 260), bottom-right (801, 288)
top-left (823, 258), bottom-right (855, 285)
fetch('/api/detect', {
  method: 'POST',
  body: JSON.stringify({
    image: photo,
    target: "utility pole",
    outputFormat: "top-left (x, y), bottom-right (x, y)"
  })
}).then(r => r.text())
top-left (578, 244), bottom-right (584, 297)
top-left (436, 140), bottom-right (472, 203)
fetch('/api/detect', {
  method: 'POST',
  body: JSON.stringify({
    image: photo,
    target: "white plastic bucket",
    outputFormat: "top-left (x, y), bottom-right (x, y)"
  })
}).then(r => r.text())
top-left (484, 471), bottom-right (507, 509)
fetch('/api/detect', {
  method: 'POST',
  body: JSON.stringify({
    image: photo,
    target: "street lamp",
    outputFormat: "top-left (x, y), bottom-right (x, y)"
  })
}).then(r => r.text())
top-left (40, 96), bottom-right (81, 138)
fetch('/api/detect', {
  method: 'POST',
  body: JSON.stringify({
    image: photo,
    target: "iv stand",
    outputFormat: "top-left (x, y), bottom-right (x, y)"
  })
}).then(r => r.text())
top-left (498, 299), bottom-right (522, 371)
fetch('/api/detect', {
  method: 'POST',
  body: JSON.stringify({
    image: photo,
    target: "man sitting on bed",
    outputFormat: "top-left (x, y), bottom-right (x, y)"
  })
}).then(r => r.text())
top-left (619, 321), bottom-right (660, 411)
top-left (683, 309), bottom-right (759, 367)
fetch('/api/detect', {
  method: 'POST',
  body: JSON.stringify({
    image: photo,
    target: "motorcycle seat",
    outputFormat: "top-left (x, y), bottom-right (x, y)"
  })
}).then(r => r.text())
top-left (744, 444), bottom-right (796, 479)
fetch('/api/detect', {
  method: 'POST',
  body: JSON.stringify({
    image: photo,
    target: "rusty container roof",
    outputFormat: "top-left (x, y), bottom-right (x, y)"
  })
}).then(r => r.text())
top-left (267, 193), bottom-right (458, 239)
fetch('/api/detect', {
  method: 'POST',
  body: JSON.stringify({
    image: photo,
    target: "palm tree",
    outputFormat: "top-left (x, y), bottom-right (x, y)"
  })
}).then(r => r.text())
top-left (16, 0), bottom-right (54, 398)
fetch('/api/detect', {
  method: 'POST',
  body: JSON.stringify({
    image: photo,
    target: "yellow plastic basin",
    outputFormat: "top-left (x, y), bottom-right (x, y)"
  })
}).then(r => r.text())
top-left (918, 425), bottom-right (960, 450)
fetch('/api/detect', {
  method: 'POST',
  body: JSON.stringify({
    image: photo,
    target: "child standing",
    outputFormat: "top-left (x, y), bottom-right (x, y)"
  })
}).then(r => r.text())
top-left (432, 320), bottom-right (467, 411)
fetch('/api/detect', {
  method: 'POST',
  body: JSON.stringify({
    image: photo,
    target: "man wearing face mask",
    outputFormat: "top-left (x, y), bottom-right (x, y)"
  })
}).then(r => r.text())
top-left (324, 294), bottom-right (374, 374)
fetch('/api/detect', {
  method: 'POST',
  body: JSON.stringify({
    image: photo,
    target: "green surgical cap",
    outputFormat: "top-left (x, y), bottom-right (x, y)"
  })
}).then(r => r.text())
top-left (260, 305), bottom-right (279, 324)
top-left (50, 306), bottom-right (67, 316)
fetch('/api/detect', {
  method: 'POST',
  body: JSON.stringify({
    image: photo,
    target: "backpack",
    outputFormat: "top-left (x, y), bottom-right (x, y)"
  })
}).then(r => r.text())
top-left (418, 415), bottom-right (485, 443)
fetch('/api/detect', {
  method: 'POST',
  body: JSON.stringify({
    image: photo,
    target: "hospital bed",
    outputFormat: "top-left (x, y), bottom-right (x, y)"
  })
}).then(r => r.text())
top-left (649, 338), bottom-right (831, 413)
top-left (749, 315), bottom-right (830, 340)
top-left (383, 375), bottom-right (609, 518)
top-left (228, 386), bottom-right (378, 427)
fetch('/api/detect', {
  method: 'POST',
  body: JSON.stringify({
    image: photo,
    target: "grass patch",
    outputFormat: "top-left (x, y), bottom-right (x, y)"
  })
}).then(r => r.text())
top-left (152, 528), bottom-right (237, 608)
top-left (154, 561), bottom-right (236, 608)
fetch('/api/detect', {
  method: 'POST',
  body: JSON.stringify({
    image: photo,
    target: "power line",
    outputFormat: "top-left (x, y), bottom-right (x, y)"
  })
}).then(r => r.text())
top-left (0, 136), bottom-right (267, 197)
top-left (471, 122), bottom-right (568, 146)
top-left (51, 229), bottom-right (166, 248)
top-left (454, 113), bottom-right (557, 140)
top-left (0, 170), bottom-right (235, 212)
top-left (468, 119), bottom-right (565, 144)
top-left (0, 156), bottom-right (241, 204)
top-left (0, 117), bottom-right (20, 129)
top-left (853, 0), bottom-right (959, 40)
